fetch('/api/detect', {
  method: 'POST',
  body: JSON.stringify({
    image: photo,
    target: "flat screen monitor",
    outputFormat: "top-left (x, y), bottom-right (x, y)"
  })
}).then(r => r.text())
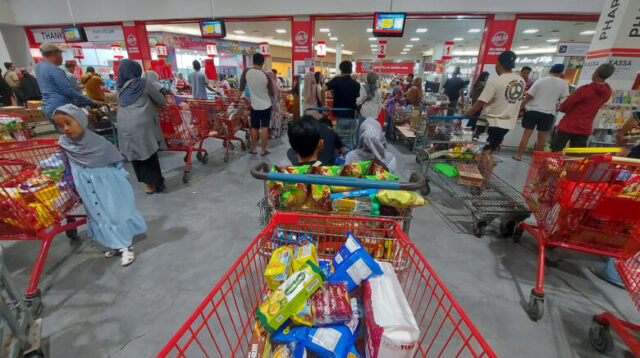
top-left (200, 20), bottom-right (226, 38)
top-left (373, 13), bottom-right (406, 38)
top-left (62, 26), bottom-right (87, 43)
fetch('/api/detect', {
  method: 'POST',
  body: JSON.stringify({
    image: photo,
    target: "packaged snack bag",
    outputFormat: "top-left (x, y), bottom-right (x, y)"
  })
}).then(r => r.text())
top-left (292, 243), bottom-right (318, 272)
top-left (281, 187), bottom-right (308, 209)
top-left (312, 165), bottom-right (343, 176)
top-left (265, 246), bottom-right (294, 291)
top-left (304, 298), bottom-right (359, 358)
top-left (328, 232), bottom-right (383, 291)
top-left (341, 161), bottom-right (372, 178)
top-left (272, 324), bottom-right (308, 343)
top-left (256, 261), bottom-right (325, 333)
top-left (375, 190), bottom-right (427, 209)
top-left (290, 300), bottom-right (313, 327)
top-left (368, 162), bottom-right (399, 181)
top-left (248, 321), bottom-right (268, 358)
top-left (318, 259), bottom-right (333, 277)
top-left (271, 342), bottom-right (304, 358)
top-left (347, 346), bottom-right (362, 358)
top-left (275, 230), bottom-right (317, 246)
top-left (311, 282), bottom-right (352, 326)
top-left (363, 262), bottom-right (419, 358)
top-left (310, 184), bottom-right (331, 211)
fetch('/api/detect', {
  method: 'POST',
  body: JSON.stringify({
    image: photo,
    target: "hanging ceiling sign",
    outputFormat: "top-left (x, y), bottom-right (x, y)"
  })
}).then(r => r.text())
top-left (31, 28), bottom-right (65, 43)
top-left (85, 25), bottom-right (125, 42)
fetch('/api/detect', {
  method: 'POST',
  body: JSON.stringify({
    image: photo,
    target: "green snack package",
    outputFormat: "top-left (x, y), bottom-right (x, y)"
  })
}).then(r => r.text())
top-left (369, 162), bottom-right (399, 180)
top-left (256, 260), bottom-right (326, 334)
top-left (341, 160), bottom-right (372, 178)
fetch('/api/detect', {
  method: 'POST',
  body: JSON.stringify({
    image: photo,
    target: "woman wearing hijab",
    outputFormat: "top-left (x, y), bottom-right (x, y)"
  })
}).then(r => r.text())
top-left (345, 117), bottom-right (397, 172)
top-left (116, 59), bottom-right (167, 195)
top-left (143, 70), bottom-right (170, 95)
top-left (18, 70), bottom-right (42, 101)
top-left (356, 72), bottom-right (383, 145)
top-left (267, 70), bottom-right (282, 138)
top-left (384, 86), bottom-right (405, 138)
top-left (404, 77), bottom-right (423, 106)
top-left (47, 104), bottom-right (146, 266)
top-left (302, 71), bottom-right (322, 119)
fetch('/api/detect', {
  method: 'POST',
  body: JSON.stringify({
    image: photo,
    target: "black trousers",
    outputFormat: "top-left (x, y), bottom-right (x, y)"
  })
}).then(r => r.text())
top-left (131, 151), bottom-right (164, 187)
top-left (550, 130), bottom-right (588, 152)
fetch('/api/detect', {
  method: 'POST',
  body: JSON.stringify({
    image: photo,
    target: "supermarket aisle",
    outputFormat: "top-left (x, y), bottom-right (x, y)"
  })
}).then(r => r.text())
top-left (0, 136), bottom-right (637, 357)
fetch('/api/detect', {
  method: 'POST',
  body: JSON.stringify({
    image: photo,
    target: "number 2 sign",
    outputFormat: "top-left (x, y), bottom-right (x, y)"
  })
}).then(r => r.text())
top-left (442, 41), bottom-right (455, 60)
top-left (259, 42), bottom-right (271, 57)
top-left (378, 40), bottom-right (387, 59)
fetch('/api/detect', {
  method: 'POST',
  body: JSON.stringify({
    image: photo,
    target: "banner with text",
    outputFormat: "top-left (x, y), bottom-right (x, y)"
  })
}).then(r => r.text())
top-left (356, 62), bottom-right (414, 75)
top-left (292, 19), bottom-right (313, 75)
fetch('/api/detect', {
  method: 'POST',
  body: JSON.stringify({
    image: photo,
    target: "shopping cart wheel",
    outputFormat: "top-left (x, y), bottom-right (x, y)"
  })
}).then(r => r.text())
top-left (420, 182), bottom-right (431, 196)
top-left (473, 220), bottom-right (487, 237)
top-left (25, 290), bottom-right (42, 318)
top-left (589, 321), bottom-right (614, 353)
top-left (182, 171), bottom-right (191, 184)
top-left (526, 290), bottom-right (544, 321)
top-left (224, 152), bottom-right (230, 163)
top-left (499, 220), bottom-right (516, 238)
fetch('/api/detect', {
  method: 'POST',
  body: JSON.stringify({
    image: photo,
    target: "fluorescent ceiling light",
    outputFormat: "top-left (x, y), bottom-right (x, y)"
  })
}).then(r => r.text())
top-left (329, 36), bottom-right (338, 41)
top-left (275, 29), bottom-right (287, 33)
top-left (405, 44), bottom-right (414, 48)
top-left (519, 46), bottom-right (530, 49)
top-left (580, 30), bottom-right (596, 35)
top-left (369, 37), bottom-right (376, 41)
top-left (546, 38), bottom-right (559, 42)
top-left (366, 28), bottom-right (373, 33)
top-left (319, 28), bottom-right (330, 32)
top-left (523, 29), bottom-right (539, 34)
top-left (468, 28), bottom-right (481, 33)
top-left (416, 28), bottom-right (428, 33)
top-left (410, 37), bottom-right (420, 41)
top-left (233, 30), bottom-right (245, 34)
top-left (453, 37), bottom-right (463, 41)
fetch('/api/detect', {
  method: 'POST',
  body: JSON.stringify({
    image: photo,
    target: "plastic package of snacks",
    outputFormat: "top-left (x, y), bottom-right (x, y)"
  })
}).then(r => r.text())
top-left (310, 282), bottom-right (352, 326)
top-left (265, 246), bottom-right (294, 291)
top-left (328, 232), bottom-right (383, 291)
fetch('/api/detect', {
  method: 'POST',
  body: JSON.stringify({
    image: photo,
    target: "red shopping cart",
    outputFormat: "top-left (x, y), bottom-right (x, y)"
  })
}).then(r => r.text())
top-left (0, 113), bottom-right (31, 141)
top-left (157, 105), bottom-right (209, 183)
top-left (0, 139), bottom-right (86, 317)
top-left (158, 212), bottom-right (496, 357)
top-left (516, 151), bottom-right (640, 321)
top-left (186, 97), bottom-right (250, 163)
top-left (589, 237), bottom-right (640, 355)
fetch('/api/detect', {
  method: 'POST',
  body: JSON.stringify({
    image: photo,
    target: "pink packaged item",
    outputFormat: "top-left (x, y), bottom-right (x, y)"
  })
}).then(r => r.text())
top-left (311, 282), bottom-right (352, 326)
top-left (363, 262), bottom-right (419, 358)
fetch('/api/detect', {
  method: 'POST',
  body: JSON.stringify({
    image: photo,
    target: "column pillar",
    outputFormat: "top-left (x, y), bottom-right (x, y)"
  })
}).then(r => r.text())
top-left (474, 15), bottom-right (517, 81)
top-left (335, 41), bottom-right (342, 74)
top-left (577, 0), bottom-right (640, 89)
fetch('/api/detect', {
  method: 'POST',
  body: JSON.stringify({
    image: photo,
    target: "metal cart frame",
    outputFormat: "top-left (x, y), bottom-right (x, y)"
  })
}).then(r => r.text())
top-left (305, 107), bottom-right (358, 148)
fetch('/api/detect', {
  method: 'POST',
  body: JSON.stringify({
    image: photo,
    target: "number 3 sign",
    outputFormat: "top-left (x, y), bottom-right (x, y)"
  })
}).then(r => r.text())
top-left (442, 41), bottom-right (455, 60)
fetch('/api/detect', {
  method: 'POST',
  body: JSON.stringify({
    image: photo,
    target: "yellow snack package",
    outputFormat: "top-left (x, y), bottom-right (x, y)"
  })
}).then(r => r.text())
top-left (265, 246), bottom-right (294, 291)
top-left (292, 243), bottom-right (318, 272)
top-left (376, 190), bottom-right (428, 209)
top-left (290, 299), bottom-right (313, 327)
top-left (256, 260), bottom-right (325, 334)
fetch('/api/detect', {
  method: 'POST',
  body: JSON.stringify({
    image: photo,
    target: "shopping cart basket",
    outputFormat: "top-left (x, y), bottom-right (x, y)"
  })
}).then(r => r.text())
top-left (417, 115), bottom-right (530, 237)
top-left (251, 162), bottom-right (425, 234)
top-left (305, 107), bottom-right (358, 148)
top-left (0, 139), bottom-right (86, 317)
top-left (157, 105), bottom-right (209, 183)
top-left (158, 212), bottom-right (497, 357)
top-left (516, 151), bottom-right (640, 321)
top-left (186, 97), bottom-right (250, 163)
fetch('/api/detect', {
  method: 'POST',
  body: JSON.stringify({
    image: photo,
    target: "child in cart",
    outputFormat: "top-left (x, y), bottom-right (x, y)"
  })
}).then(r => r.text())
top-left (286, 116), bottom-right (324, 166)
top-left (43, 104), bottom-right (146, 266)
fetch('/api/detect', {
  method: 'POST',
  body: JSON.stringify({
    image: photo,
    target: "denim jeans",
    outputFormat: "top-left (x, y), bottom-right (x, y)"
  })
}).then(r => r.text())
top-left (601, 258), bottom-right (623, 286)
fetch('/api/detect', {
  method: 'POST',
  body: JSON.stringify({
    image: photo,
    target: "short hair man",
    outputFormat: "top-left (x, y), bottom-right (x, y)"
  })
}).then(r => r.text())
top-left (551, 64), bottom-right (615, 152)
top-left (236, 53), bottom-right (275, 155)
top-left (463, 51), bottom-right (526, 171)
top-left (322, 61), bottom-right (360, 146)
top-left (442, 66), bottom-right (466, 115)
top-left (513, 63), bottom-right (570, 160)
top-left (287, 115), bottom-right (323, 166)
top-left (34, 43), bottom-right (100, 128)
top-left (189, 60), bottom-right (217, 100)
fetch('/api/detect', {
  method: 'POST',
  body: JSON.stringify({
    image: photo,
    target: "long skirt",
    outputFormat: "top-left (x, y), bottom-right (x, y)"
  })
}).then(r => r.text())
top-left (131, 151), bottom-right (164, 188)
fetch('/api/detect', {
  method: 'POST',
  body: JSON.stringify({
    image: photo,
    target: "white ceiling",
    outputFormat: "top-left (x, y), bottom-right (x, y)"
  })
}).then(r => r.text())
top-left (147, 18), bottom-right (598, 62)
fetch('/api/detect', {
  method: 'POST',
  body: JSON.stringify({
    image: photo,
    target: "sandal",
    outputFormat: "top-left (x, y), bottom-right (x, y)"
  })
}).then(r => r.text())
top-left (512, 155), bottom-right (522, 161)
top-left (249, 151), bottom-right (257, 155)
top-left (120, 247), bottom-right (135, 266)
top-left (104, 249), bottom-right (119, 258)
top-left (261, 150), bottom-right (271, 156)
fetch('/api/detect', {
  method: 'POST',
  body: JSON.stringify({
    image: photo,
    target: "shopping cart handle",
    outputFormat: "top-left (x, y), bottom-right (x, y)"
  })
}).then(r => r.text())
top-left (305, 107), bottom-right (354, 112)
top-left (429, 115), bottom-right (474, 120)
top-left (251, 162), bottom-right (426, 190)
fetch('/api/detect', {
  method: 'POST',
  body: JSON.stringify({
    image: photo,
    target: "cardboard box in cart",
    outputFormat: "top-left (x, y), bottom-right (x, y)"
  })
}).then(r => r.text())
top-left (456, 163), bottom-right (483, 187)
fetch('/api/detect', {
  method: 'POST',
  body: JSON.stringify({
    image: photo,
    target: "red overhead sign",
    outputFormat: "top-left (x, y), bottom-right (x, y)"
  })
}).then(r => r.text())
top-left (356, 62), bottom-right (414, 75)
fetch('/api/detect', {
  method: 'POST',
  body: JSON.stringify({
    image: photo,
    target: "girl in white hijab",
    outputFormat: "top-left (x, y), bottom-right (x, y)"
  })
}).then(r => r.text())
top-left (50, 104), bottom-right (146, 266)
top-left (345, 117), bottom-right (397, 172)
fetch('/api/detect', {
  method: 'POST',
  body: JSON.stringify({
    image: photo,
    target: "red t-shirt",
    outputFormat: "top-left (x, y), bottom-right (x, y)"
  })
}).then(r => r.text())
top-left (556, 82), bottom-right (612, 135)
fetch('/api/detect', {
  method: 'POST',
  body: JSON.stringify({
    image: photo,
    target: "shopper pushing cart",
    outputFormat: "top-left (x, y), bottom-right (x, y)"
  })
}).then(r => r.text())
top-left (321, 60), bottom-right (360, 148)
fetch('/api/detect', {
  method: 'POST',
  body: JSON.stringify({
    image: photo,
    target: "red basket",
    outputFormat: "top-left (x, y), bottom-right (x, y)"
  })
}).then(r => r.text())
top-left (158, 213), bottom-right (496, 358)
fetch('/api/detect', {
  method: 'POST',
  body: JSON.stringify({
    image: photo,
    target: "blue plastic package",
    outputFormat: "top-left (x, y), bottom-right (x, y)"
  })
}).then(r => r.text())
top-left (304, 317), bottom-right (358, 358)
top-left (272, 324), bottom-right (308, 344)
top-left (318, 259), bottom-right (333, 277)
top-left (328, 232), bottom-right (383, 291)
top-left (276, 228), bottom-right (318, 246)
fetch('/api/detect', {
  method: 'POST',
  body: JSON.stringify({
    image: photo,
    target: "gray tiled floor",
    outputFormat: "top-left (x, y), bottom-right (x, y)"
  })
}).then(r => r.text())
top-left (2, 134), bottom-right (637, 357)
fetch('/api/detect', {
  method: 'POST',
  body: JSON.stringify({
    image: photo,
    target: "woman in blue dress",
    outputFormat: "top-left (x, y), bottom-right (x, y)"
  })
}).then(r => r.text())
top-left (51, 104), bottom-right (146, 266)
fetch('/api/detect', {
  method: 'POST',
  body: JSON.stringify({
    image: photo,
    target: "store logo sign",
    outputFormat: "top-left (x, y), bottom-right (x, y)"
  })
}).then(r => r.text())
top-left (127, 34), bottom-right (137, 47)
top-left (491, 31), bottom-right (509, 47)
top-left (295, 31), bottom-right (308, 45)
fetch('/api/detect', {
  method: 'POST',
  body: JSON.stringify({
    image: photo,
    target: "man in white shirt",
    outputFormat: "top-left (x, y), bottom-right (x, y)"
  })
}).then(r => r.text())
top-left (464, 51), bottom-right (526, 170)
top-left (236, 53), bottom-right (274, 155)
top-left (513, 64), bottom-right (569, 161)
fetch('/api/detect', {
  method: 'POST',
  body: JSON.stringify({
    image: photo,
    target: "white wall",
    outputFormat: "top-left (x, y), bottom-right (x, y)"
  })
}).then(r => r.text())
top-left (0, 0), bottom-right (15, 25)
top-left (0, 26), bottom-right (32, 68)
top-left (7, 0), bottom-right (605, 26)
top-left (0, 30), bottom-right (10, 63)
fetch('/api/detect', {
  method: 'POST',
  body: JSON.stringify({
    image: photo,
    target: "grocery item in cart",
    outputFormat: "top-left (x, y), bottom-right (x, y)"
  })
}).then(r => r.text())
top-left (304, 297), bottom-right (359, 358)
top-left (265, 246), bottom-right (294, 290)
top-left (456, 163), bottom-right (483, 187)
top-left (256, 260), bottom-right (326, 333)
top-left (248, 321), bottom-right (269, 358)
top-left (292, 243), bottom-right (318, 272)
top-left (363, 261), bottom-right (419, 358)
top-left (328, 232), bottom-right (382, 291)
top-left (311, 282), bottom-right (352, 326)
top-left (310, 184), bottom-right (331, 211)
top-left (291, 299), bottom-right (313, 327)
top-left (366, 163), bottom-right (399, 181)
top-left (375, 190), bottom-right (427, 209)
top-left (341, 161), bottom-right (372, 178)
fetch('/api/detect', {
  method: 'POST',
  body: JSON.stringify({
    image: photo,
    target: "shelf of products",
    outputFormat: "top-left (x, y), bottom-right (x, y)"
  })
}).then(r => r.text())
top-left (591, 90), bottom-right (640, 145)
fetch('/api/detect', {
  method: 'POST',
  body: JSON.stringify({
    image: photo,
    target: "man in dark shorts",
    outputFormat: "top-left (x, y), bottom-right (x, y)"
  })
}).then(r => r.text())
top-left (236, 53), bottom-right (274, 155)
top-left (442, 67), bottom-right (466, 115)
top-left (322, 61), bottom-right (360, 145)
top-left (463, 51), bottom-right (526, 171)
top-left (513, 64), bottom-right (569, 161)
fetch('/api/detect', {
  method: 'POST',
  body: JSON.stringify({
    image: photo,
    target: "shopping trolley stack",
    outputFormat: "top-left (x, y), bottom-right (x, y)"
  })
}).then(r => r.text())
top-left (0, 139), bottom-right (86, 316)
top-left (517, 151), bottom-right (640, 321)
top-left (416, 115), bottom-right (530, 237)
top-left (156, 105), bottom-right (209, 183)
top-left (305, 107), bottom-right (358, 148)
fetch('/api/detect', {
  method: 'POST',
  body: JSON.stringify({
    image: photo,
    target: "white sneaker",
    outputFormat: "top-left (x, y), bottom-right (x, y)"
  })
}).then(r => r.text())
top-left (120, 247), bottom-right (135, 266)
